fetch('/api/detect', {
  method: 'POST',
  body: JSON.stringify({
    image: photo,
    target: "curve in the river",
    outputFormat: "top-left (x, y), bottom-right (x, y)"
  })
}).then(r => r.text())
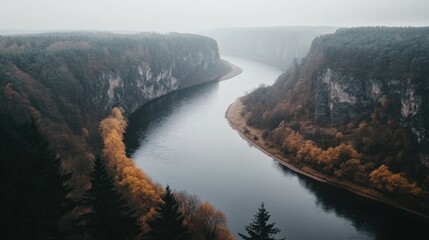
top-left (124, 56), bottom-right (429, 240)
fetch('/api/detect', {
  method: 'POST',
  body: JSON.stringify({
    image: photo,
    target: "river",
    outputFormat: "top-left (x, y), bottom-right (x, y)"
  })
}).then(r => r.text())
top-left (124, 56), bottom-right (429, 240)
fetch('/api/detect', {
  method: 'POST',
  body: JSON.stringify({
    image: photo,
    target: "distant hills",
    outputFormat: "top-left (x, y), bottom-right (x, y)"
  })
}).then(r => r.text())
top-left (207, 26), bottom-right (337, 69)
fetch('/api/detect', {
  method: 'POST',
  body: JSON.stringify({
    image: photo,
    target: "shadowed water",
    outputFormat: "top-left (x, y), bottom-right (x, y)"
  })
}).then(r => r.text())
top-left (124, 56), bottom-right (429, 240)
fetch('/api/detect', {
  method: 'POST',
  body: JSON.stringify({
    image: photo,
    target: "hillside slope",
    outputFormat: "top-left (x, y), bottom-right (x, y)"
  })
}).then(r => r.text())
top-left (236, 27), bottom-right (429, 215)
top-left (0, 32), bottom-right (236, 239)
top-left (0, 32), bottom-right (230, 192)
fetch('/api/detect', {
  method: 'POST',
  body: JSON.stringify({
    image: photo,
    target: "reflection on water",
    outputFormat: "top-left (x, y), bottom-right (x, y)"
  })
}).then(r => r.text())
top-left (274, 162), bottom-right (429, 240)
top-left (124, 56), bottom-right (429, 240)
top-left (125, 82), bottom-right (219, 155)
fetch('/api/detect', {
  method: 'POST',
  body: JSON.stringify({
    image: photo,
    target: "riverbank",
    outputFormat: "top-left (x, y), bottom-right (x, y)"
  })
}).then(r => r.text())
top-left (217, 60), bottom-right (243, 81)
top-left (226, 98), bottom-right (429, 220)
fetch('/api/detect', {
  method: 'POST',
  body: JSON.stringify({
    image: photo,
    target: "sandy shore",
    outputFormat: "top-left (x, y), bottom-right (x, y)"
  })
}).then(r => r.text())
top-left (226, 98), bottom-right (429, 219)
top-left (217, 60), bottom-right (243, 82)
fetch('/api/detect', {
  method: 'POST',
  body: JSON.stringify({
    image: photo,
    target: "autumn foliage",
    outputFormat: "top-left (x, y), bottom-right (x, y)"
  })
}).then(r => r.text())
top-left (370, 165), bottom-right (422, 197)
top-left (177, 192), bottom-right (235, 240)
top-left (269, 121), bottom-right (361, 174)
top-left (99, 107), bottom-right (161, 227)
top-left (0, 33), bottom-right (234, 238)
top-left (241, 27), bottom-right (429, 202)
top-left (99, 108), bottom-right (234, 239)
top-left (258, 119), bottom-right (424, 198)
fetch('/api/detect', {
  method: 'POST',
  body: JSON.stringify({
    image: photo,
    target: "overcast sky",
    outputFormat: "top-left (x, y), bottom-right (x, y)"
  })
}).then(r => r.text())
top-left (1, 0), bottom-right (428, 33)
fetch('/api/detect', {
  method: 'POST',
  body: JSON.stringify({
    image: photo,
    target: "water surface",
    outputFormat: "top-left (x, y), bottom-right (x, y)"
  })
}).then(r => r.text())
top-left (125, 56), bottom-right (429, 240)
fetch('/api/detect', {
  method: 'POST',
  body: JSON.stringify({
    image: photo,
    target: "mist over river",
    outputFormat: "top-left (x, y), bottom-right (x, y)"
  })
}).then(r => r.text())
top-left (124, 56), bottom-right (429, 240)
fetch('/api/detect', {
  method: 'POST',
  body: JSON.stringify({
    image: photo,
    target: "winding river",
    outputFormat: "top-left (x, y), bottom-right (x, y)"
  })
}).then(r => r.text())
top-left (124, 56), bottom-right (429, 240)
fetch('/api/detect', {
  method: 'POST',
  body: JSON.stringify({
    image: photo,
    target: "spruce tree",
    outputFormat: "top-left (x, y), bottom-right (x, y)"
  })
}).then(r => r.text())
top-left (238, 203), bottom-right (285, 240)
top-left (0, 117), bottom-right (73, 240)
top-left (30, 120), bottom-right (74, 239)
top-left (145, 185), bottom-right (190, 240)
top-left (78, 156), bottom-right (141, 240)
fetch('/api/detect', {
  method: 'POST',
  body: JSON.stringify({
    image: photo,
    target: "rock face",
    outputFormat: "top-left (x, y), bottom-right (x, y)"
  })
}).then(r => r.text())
top-left (0, 32), bottom-right (230, 182)
top-left (308, 28), bottom-right (429, 156)
top-left (315, 68), bottom-right (427, 145)
top-left (0, 32), bottom-right (229, 119)
top-left (207, 27), bottom-right (337, 70)
top-left (92, 36), bottom-right (228, 113)
top-left (241, 27), bottom-right (429, 198)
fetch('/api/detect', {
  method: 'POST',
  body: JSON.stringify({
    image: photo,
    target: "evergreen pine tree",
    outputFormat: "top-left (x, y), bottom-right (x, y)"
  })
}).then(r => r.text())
top-left (238, 203), bottom-right (285, 240)
top-left (145, 185), bottom-right (191, 240)
top-left (78, 156), bottom-right (141, 240)
top-left (0, 116), bottom-right (73, 240)
top-left (28, 119), bottom-right (75, 239)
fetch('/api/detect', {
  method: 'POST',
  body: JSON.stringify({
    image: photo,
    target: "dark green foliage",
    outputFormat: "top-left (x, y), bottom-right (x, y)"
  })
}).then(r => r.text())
top-left (242, 27), bottom-right (429, 192)
top-left (145, 185), bottom-right (190, 240)
top-left (316, 27), bottom-right (429, 80)
top-left (238, 204), bottom-right (285, 240)
top-left (244, 27), bottom-right (429, 131)
top-left (76, 156), bottom-right (141, 240)
top-left (0, 32), bottom-right (228, 239)
top-left (0, 32), bottom-right (228, 192)
top-left (0, 115), bottom-right (73, 240)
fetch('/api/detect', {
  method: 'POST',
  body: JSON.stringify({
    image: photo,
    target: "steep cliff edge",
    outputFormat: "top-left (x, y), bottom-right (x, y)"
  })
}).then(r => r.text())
top-left (234, 27), bottom-right (429, 215)
top-left (0, 32), bottom-right (231, 191)
top-left (207, 26), bottom-right (337, 70)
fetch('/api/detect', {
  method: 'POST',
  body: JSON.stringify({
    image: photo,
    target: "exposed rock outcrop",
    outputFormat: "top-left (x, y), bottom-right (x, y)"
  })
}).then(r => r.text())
top-left (240, 27), bottom-right (429, 213)
top-left (0, 32), bottom-right (230, 193)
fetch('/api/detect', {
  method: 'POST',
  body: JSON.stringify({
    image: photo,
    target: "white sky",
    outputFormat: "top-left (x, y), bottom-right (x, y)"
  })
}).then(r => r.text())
top-left (1, 0), bottom-right (428, 33)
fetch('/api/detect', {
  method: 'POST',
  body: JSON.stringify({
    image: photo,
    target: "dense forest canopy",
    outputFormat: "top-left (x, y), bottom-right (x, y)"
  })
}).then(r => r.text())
top-left (0, 32), bottom-right (233, 239)
top-left (242, 27), bottom-right (429, 214)
top-left (315, 27), bottom-right (429, 81)
top-left (0, 32), bottom-right (229, 194)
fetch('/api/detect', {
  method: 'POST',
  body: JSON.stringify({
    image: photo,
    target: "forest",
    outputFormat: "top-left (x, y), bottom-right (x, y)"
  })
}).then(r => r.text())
top-left (0, 107), bottom-right (234, 240)
top-left (241, 27), bottom-right (429, 213)
top-left (0, 33), bottom-right (233, 239)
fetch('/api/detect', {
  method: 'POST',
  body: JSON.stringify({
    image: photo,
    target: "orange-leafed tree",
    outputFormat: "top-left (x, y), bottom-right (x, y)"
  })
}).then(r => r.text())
top-left (99, 107), bottom-right (161, 227)
top-left (369, 165), bottom-right (422, 197)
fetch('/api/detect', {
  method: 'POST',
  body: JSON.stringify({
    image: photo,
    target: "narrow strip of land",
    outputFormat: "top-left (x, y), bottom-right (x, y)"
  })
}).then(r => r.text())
top-left (217, 60), bottom-right (243, 81)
